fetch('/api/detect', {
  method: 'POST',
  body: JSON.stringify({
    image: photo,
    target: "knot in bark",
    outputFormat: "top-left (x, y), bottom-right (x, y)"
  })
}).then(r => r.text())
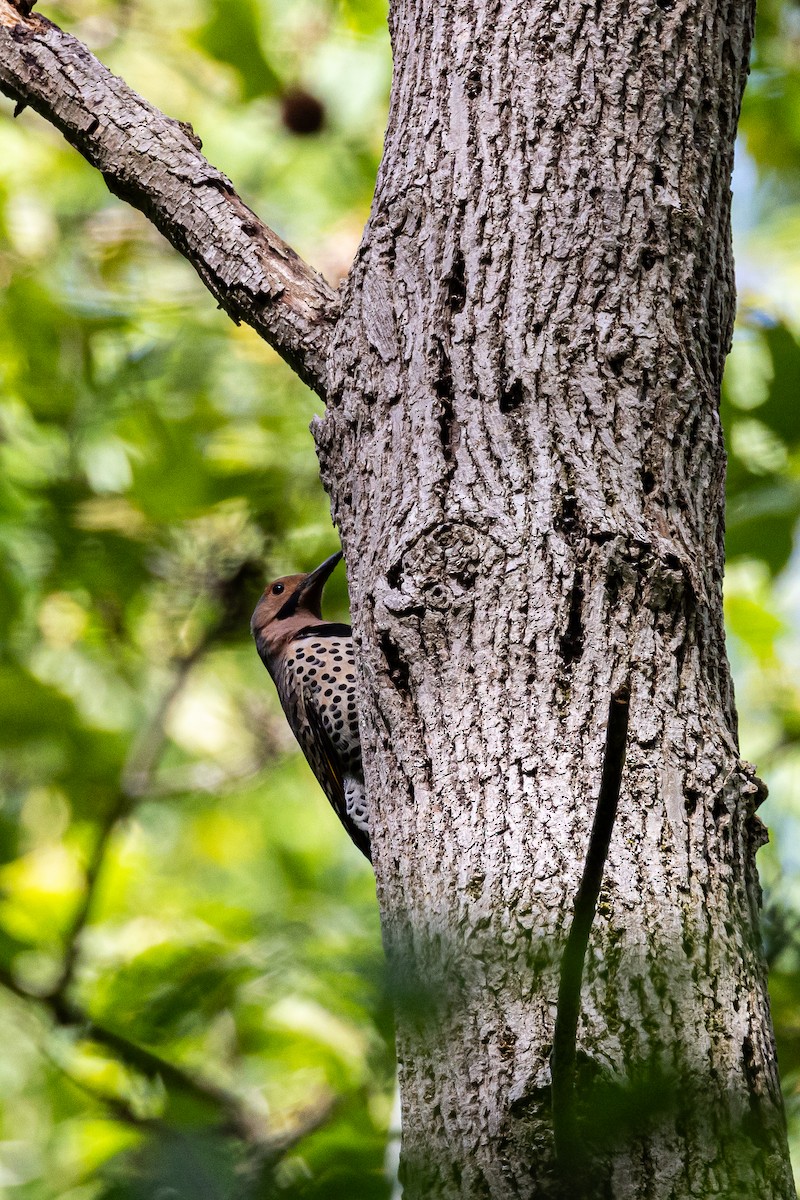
top-left (380, 519), bottom-right (501, 620)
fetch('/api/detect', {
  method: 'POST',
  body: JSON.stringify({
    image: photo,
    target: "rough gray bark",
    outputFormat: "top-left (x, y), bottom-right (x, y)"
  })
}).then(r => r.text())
top-left (1, 0), bottom-right (795, 1195)
top-left (314, 0), bottom-right (797, 1195)
top-left (0, 0), bottom-right (337, 398)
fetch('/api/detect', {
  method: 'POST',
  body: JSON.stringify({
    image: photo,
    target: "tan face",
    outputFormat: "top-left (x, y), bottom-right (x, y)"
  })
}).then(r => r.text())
top-left (251, 552), bottom-right (342, 651)
top-left (251, 574), bottom-right (308, 632)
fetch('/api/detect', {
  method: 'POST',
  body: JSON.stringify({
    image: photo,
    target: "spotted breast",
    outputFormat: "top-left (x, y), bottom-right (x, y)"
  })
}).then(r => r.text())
top-left (277, 626), bottom-right (369, 860)
top-left (250, 552), bottom-right (370, 862)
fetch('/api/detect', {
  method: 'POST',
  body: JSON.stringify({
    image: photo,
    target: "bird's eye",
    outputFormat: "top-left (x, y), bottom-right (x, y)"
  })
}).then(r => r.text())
top-left (272, 583), bottom-right (285, 596)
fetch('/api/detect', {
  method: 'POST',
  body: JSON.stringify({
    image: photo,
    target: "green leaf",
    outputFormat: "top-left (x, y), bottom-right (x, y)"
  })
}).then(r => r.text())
top-left (195, 0), bottom-right (282, 100)
top-left (726, 479), bottom-right (800, 575)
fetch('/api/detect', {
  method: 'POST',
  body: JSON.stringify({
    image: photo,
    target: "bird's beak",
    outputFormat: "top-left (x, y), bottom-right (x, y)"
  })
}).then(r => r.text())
top-left (300, 550), bottom-right (343, 613)
top-left (277, 550), bottom-right (343, 620)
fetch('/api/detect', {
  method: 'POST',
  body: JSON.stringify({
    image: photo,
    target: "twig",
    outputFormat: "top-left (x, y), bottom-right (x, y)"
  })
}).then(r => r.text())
top-left (49, 644), bottom-right (207, 998)
top-left (138, 757), bottom-right (267, 800)
top-left (5, 964), bottom-right (337, 1166)
top-left (41, 1044), bottom-right (171, 1136)
top-left (119, 643), bottom-right (207, 799)
top-left (0, 963), bottom-right (270, 1143)
top-left (552, 685), bottom-right (630, 1193)
top-left (0, 0), bottom-right (338, 398)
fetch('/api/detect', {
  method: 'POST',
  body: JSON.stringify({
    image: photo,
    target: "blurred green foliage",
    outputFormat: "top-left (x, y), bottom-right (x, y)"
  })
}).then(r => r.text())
top-left (0, 0), bottom-right (393, 1195)
top-left (0, 0), bottom-right (800, 1193)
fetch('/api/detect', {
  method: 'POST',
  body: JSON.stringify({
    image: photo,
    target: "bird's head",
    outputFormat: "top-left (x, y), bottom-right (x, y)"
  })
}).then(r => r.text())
top-left (251, 551), bottom-right (343, 660)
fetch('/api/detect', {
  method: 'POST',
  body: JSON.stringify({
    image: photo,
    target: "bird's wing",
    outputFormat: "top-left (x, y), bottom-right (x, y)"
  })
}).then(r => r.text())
top-left (304, 695), bottom-right (371, 861)
top-left (303, 696), bottom-right (347, 815)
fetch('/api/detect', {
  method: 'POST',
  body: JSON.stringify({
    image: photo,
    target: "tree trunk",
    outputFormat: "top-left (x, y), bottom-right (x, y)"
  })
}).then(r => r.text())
top-left (315, 0), bottom-right (795, 1195)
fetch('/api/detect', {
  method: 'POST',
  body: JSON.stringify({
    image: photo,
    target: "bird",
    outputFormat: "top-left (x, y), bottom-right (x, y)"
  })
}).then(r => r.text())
top-left (250, 551), bottom-right (370, 862)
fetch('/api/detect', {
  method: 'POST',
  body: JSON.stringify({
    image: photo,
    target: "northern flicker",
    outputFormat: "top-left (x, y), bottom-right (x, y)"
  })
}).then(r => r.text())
top-left (250, 552), bottom-right (370, 861)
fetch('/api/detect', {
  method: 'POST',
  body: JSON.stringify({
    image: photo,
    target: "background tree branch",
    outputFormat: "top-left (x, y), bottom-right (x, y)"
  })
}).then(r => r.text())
top-left (48, 638), bottom-right (208, 1000)
top-left (0, 0), bottom-right (339, 398)
top-left (1, 962), bottom-right (336, 1166)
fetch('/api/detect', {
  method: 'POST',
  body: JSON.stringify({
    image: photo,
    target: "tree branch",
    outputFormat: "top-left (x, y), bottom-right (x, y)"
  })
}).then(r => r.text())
top-left (0, 0), bottom-right (339, 399)
top-left (0, 961), bottom-right (272, 1143)
top-left (2, 962), bottom-right (337, 1162)
top-left (42, 1045), bottom-right (173, 1138)
top-left (49, 642), bottom-right (207, 999)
